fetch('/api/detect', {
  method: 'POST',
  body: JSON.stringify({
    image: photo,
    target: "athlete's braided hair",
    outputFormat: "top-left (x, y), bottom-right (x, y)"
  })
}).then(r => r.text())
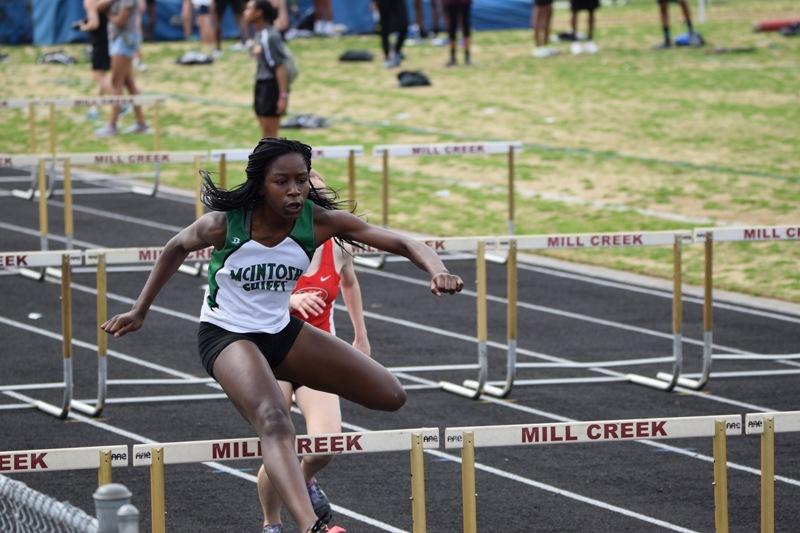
top-left (200, 137), bottom-right (342, 213)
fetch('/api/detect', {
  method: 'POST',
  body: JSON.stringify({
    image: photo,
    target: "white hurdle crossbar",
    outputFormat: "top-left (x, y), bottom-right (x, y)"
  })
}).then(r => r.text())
top-left (656, 225), bottom-right (800, 391)
top-left (745, 410), bottom-right (800, 533)
top-left (446, 414), bottom-right (742, 533)
top-left (372, 141), bottom-right (523, 238)
top-left (0, 444), bottom-right (128, 487)
top-left (133, 428), bottom-right (439, 533)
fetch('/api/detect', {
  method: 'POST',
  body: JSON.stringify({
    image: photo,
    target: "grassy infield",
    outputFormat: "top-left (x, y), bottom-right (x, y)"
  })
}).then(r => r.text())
top-left (1, 0), bottom-right (798, 300)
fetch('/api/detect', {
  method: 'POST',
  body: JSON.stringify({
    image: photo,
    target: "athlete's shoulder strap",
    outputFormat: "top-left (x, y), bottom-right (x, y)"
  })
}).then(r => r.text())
top-left (289, 200), bottom-right (316, 260)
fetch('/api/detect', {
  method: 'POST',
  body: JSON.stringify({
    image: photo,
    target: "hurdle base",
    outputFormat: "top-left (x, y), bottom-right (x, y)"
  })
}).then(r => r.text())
top-left (354, 255), bottom-right (386, 269)
top-left (11, 189), bottom-right (34, 200)
top-left (34, 400), bottom-right (69, 419)
top-left (462, 379), bottom-right (508, 398)
top-left (70, 399), bottom-right (101, 416)
top-left (485, 252), bottom-right (508, 265)
top-left (626, 373), bottom-right (677, 391)
top-left (18, 267), bottom-right (45, 281)
top-left (655, 371), bottom-right (706, 390)
top-left (439, 381), bottom-right (482, 400)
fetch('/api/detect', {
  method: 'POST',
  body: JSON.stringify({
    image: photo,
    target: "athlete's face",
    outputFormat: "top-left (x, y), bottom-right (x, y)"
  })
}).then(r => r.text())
top-left (262, 153), bottom-right (310, 219)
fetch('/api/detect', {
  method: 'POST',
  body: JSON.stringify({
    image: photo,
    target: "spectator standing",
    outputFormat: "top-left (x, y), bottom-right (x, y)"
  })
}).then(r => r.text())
top-left (375, 0), bottom-right (409, 68)
top-left (94, 0), bottom-right (149, 137)
top-left (215, 0), bottom-right (250, 52)
top-left (143, 0), bottom-right (156, 40)
top-left (80, 0), bottom-right (112, 120)
top-left (531, 0), bottom-right (557, 58)
top-left (655, 0), bottom-right (701, 49)
top-left (313, 0), bottom-right (334, 35)
top-left (444, 0), bottom-right (472, 66)
top-left (246, 0), bottom-right (291, 138)
top-left (569, 0), bottom-right (599, 54)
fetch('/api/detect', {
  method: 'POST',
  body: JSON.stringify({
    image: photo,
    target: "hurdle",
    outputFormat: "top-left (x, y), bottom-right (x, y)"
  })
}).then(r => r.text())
top-left (0, 444), bottom-right (128, 487)
top-left (0, 251), bottom-right (91, 419)
top-left (132, 428), bottom-right (438, 533)
top-left (372, 141), bottom-right (522, 235)
top-left (445, 414), bottom-right (742, 533)
top-left (1, 96), bottom-right (166, 155)
top-left (210, 145), bottom-right (364, 202)
top-left (745, 410), bottom-right (800, 533)
top-left (655, 225), bottom-right (800, 391)
top-left (427, 230), bottom-right (693, 397)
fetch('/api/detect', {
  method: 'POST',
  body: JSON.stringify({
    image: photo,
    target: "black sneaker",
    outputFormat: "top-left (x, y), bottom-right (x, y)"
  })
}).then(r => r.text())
top-left (307, 479), bottom-right (333, 523)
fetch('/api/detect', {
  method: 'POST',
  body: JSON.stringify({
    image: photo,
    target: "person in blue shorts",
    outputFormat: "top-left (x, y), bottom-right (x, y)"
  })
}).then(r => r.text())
top-left (101, 137), bottom-right (463, 533)
top-left (94, 0), bottom-right (149, 137)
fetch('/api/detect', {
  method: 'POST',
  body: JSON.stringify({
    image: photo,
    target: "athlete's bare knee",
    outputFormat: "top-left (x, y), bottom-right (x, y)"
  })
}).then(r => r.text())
top-left (251, 401), bottom-right (295, 442)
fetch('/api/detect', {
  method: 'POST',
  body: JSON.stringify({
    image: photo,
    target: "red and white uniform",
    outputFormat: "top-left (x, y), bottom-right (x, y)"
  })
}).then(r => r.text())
top-left (290, 240), bottom-right (341, 334)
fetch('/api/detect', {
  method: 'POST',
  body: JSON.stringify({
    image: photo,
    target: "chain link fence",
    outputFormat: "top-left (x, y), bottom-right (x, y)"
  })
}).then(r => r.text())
top-left (0, 474), bottom-right (97, 533)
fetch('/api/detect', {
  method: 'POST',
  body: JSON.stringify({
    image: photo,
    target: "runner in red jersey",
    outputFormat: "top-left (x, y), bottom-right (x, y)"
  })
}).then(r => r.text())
top-left (257, 171), bottom-right (369, 533)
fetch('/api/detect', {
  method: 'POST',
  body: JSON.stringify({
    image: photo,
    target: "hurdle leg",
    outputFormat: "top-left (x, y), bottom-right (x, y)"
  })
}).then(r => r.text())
top-left (153, 99), bottom-right (162, 151)
top-left (461, 432), bottom-right (477, 533)
top-left (760, 417), bottom-right (775, 533)
top-left (98, 450), bottom-right (112, 486)
top-left (410, 433), bottom-right (427, 533)
top-left (19, 160), bottom-right (50, 280)
top-left (177, 156), bottom-right (205, 276)
top-left (713, 420), bottom-right (729, 533)
top-left (150, 447), bottom-right (166, 533)
top-left (354, 150), bottom-right (389, 268)
top-left (507, 146), bottom-right (515, 235)
top-left (48, 102), bottom-right (56, 162)
top-left (63, 158), bottom-right (73, 249)
top-left (347, 149), bottom-right (356, 207)
top-left (34, 254), bottom-right (74, 419)
top-left (28, 102), bottom-right (37, 153)
top-left (467, 240), bottom-right (518, 398)
top-left (442, 242), bottom-right (488, 399)
top-left (72, 254), bottom-right (108, 417)
top-left (628, 235), bottom-right (684, 391)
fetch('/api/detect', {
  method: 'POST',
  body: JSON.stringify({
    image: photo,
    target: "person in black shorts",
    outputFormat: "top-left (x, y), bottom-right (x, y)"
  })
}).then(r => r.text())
top-left (101, 137), bottom-right (463, 533)
top-left (215, 0), bottom-right (250, 52)
top-left (80, 0), bottom-right (112, 119)
top-left (375, 0), bottom-right (409, 68)
top-left (246, 0), bottom-right (291, 137)
top-left (143, 0), bottom-right (156, 40)
top-left (569, 0), bottom-right (599, 54)
top-left (655, 0), bottom-right (701, 49)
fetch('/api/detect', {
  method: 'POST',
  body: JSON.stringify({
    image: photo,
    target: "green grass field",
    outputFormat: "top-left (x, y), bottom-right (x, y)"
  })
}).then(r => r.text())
top-left (1, 0), bottom-right (798, 300)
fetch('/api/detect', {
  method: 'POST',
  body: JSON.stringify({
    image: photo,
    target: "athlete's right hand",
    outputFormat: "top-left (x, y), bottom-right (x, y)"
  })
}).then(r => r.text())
top-left (289, 292), bottom-right (325, 319)
top-left (101, 310), bottom-right (145, 337)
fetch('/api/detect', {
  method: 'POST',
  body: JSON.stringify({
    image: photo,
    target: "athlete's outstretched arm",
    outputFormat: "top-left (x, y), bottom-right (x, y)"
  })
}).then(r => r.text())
top-left (315, 208), bottom-right (463, 295)
top-left (101, 212), bottom-right (227, 337)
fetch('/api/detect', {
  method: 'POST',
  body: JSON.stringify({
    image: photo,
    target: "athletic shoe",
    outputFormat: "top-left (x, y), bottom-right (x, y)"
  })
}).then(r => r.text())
top-left (307, 479), bottom-right (333, 523)
top-left (230, 41), bottom-right (246, 52)
top-left (94, 124), bottom-right (117, 137)
top-left (383, 54), bottom-right (401, 68)
top-left (584, 41), bottom-right (599, 54)
top-left (570, 42), bottom-right (582, 55)
top-left (263, 525), bottom-right (283, 533)
top-left (121, 122), bottom-right (151, 135)
top-left (653, 41), bottom-right (672, 50)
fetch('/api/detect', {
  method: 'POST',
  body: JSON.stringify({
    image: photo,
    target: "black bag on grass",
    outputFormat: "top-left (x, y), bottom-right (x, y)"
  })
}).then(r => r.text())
top-left (339, 50), bottom-right (374, 62)
top-left (397, 70), bottom-right (431, 87)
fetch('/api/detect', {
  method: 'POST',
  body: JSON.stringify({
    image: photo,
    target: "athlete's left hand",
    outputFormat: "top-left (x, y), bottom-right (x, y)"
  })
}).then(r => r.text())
top-left (430, 272), bottom-right (463, 296)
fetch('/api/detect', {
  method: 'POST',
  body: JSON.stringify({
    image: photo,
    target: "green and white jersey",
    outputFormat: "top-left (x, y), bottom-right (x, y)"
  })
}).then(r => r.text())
top-left (200, 201), bottom-right (316, 333)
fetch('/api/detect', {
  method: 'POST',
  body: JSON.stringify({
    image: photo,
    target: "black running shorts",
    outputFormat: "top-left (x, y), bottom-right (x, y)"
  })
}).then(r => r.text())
top-left (197, 317), bottom-right (304, 378)
top-left (254, 78), bottom-right (280, 117)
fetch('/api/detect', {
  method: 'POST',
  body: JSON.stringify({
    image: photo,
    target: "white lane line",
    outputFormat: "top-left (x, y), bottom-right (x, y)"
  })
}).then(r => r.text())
top-left (2, 311), bottom-right (799, 490)
top-left (1, 388), bottom-right (409, 533)
top-left (355, 268), bottom-right (798, 357)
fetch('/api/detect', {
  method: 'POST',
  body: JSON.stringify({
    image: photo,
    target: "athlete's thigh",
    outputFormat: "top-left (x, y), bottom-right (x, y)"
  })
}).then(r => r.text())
top-left (274, 325), bottom-right (401, 408)
top-left (294, 387), bottom-right (341, 434)
top-left (213, 339), bottom-right (287, 419)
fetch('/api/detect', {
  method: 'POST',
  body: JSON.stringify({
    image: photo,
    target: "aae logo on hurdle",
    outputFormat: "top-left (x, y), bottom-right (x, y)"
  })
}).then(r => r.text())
top-left (444, 415), bottom-right (741, 448)
top-left (0, 445), bottom-right (128, 473)
top-left (132, 428), bottom-right (439, 466)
